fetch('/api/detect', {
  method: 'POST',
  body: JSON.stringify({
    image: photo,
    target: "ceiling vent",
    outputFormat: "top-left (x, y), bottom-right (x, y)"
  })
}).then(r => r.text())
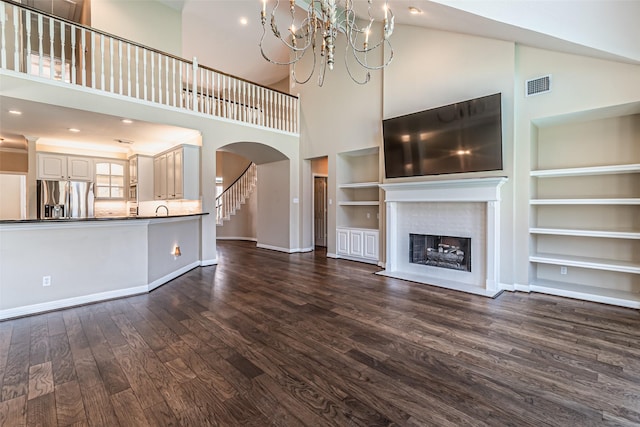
top-left (526, 75), bottom-right (551, 97)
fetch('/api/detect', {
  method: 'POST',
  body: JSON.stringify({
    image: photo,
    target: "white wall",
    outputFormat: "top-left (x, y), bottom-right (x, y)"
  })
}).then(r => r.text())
top-left (91, 0), bottom-right (182, 56)
top-left (257, 159), bottom-right (291, 251)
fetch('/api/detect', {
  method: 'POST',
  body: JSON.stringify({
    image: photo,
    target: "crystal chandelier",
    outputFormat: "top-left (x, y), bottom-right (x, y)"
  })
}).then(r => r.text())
top-left (259, 0), bottom-right (394, 86)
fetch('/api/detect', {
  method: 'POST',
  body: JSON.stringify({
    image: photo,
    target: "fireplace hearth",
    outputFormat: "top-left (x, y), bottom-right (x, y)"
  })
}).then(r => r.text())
top-left (410, 234), bottom-right (471, 272)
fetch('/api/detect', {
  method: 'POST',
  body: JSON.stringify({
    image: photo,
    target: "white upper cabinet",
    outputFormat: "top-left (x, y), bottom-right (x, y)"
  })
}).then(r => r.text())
top-left (154, 145), bottom-right (199, 200)
top-left (37, 153), bottom-right (93, 181)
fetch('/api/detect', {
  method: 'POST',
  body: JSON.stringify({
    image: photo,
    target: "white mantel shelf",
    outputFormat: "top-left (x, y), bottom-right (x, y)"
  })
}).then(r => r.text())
top-left (378, 177), bottom-right (508, 298)
top-left (380, 177), bottom-right (508, 203)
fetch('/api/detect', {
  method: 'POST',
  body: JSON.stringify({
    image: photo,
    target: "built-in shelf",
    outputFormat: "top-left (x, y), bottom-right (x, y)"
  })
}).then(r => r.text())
top-left (528, 112), bottom-right (640, 308)
top-left (531, 163), bottom-right (640, 177)
top-left (530, 253), bottom-right (640, 274)
top-left (529, 228), bottom-right (640, 239)
top-left (530, 279), bottom-right (640, 309)
top-left (530, 198), bottom-right (640, 205)
top-left (338, 182), bottom-right (380, 189)
top-left (338, 201), bottom-right (380, 206)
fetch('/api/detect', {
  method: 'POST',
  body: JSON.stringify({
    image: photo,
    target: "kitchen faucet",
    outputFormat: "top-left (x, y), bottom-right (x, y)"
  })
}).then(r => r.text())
top-left (155, 205), bottom-right (169, 216)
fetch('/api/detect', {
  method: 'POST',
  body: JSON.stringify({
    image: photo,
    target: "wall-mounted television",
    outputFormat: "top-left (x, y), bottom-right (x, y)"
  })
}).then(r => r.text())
top-left (383, 93), bottom-right (503, 179)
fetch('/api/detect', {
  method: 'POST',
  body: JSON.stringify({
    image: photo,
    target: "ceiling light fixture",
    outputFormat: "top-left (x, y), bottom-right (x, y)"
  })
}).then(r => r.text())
top-left (114, 138), bottom-right (134, 144)
top-left (121, 119), bottom-right (133, 124)
top-left (68, 128), bottom-right (80, 132)
top-left (240, 17), bottom-right (248, 26)
top-left (408, 6), bottom-right (422, 15)
top-left (8, 110), bottom-right (22, 115)
top-left (259, 0), bottom-right (394, 86)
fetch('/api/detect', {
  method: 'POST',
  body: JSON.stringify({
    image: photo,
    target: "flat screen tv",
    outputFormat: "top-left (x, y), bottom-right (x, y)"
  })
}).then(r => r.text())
top-left (383, 93), bottom-right (503, 179)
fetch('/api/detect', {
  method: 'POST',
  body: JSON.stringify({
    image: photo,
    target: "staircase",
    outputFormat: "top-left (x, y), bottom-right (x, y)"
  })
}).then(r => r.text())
top-left (216, 163), bottom-right (257, 225)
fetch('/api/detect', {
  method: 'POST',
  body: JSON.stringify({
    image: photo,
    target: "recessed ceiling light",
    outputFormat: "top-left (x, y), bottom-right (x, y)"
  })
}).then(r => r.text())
top-left (68, 128), bottom-right (80, 133)
top-left (408, 6), bottom-right (423, 15)
top-left (240, 17), bottom-right (248, 26)
top-left (121, 119), bottom-right (133, 124)
top-left (9, 110), bottom-right (22, 115)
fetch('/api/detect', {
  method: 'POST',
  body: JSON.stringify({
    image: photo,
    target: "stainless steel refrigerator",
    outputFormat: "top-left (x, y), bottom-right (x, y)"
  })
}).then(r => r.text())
top-left (37, 180), bottom-right (95, 219)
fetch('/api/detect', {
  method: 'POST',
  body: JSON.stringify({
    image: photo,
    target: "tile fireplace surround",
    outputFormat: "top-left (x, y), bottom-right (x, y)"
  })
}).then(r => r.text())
top-left (378, 177), bottom-right (508, 297)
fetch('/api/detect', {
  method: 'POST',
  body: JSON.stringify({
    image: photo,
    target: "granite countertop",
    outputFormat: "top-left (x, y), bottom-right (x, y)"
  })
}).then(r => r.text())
top-left (0, 212), bottom-right (208, 224)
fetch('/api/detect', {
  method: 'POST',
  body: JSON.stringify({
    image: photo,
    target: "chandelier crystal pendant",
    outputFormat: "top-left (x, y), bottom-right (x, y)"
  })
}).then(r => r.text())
top-left (259, 0), bottom-right (394, 86)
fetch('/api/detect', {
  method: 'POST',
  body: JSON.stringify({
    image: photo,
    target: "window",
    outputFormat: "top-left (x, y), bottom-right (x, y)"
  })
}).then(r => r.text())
top-left (215, 176), bottom-right (223, 198)
top-left (95, 161), bottom-right (125, 198)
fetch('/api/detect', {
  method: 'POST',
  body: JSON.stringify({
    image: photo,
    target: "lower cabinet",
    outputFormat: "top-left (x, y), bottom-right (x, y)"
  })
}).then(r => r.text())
top-left (336, 227), bottom-right (379, 264)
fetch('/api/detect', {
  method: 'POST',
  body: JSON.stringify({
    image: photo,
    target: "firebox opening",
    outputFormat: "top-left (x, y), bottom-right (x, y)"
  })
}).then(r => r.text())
top-left (409, 234), bottom-right (471, 272)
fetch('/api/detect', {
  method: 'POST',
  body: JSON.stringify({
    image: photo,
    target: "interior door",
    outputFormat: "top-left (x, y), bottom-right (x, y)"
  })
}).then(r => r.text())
top-left (313, 176), bottom-right (328, 247)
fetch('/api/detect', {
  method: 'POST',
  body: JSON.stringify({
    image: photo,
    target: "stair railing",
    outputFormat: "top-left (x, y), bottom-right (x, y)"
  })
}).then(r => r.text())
top-left (216, 163), bottom-right (257, 225)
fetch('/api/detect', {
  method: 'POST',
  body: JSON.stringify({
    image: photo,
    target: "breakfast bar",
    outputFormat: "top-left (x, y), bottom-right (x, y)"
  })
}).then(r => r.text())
top-left (0, 213), bottom-right (207, 320)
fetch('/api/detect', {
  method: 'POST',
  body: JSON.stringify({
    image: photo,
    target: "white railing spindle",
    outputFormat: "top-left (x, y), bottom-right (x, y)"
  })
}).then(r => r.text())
top-left (48, 17), bottom-right (54, 80)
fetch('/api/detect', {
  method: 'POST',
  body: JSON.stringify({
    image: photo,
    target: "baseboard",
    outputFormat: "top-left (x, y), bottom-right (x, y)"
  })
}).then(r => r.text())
top-left (148, 261), bottom-right (200, 291)
top-left (326, 252), bottom-right (338, 259)
top-left (200, 258), bottom-right (218, 266)
top-left (216, 237), bottom-right (258, 241)
top-left (0, 285), bottom-right (148, 320)
top-left (514, 283), bottom-right (531, 292)
top-left (499, 282), bottom-right (515, 291)
top-left (297, 246), bottom-right (314, 253)
top-left (256, 243), bottom-right (297, 253)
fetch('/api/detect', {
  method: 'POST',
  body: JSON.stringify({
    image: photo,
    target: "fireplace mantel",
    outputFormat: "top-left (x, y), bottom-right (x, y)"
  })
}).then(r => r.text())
top-left (380, 177), bottom-right (508, 203)
top-left (378, 177), bottom-right (508, 297)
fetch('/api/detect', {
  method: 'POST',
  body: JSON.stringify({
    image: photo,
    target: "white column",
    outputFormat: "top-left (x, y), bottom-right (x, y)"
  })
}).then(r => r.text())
top-left (385, 201), bottom-right (397, 272)
top-left (485, 200), bottom-right (500, 292)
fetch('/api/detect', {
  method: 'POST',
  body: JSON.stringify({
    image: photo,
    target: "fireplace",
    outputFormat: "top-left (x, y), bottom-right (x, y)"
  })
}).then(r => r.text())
top-left (409, 234), bottom-right (471, 272)
top-left (378, 177), bottom-right (507, 297)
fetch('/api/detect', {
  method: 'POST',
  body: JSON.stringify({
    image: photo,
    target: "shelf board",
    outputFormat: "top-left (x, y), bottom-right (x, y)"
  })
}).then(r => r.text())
top-left (338, 201), bottom-right (380, 206)
top-left (529, 279), bottom-right (640, 309)
top-left (531, 163), bottom-right (640, 177)
top-left (530, 227), bottom-right (640, 239)
top-left (530, 253), bottom-right (640, 274)
top-left (338, 182), bottom-right (380, 189)
top-left (530, 198), bottom-right (640, 205)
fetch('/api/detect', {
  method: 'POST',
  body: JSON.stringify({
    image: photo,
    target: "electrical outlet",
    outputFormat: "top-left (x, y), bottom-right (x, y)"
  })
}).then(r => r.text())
top-left (366, 212), bottom-right (371, 219)
top-left (560, 266), bottom-right (568, 275)
top-left (42, 276), bottom-right (51, 287)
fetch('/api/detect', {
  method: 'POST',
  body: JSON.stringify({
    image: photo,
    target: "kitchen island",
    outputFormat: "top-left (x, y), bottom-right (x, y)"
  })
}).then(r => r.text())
top-left (0, 213), bottom-right (208, 320)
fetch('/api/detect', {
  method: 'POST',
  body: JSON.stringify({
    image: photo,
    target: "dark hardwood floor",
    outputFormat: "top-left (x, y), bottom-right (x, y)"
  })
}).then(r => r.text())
top-left (1, 240), bottom-right (639, 426)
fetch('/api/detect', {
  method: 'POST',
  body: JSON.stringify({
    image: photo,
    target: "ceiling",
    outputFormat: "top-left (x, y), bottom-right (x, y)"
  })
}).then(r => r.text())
top-left (1, 0), bottom-right (638, 156)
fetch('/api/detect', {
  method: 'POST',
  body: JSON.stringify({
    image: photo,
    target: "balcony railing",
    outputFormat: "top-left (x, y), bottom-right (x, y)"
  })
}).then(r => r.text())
top-left (0, 0), bottom-right (299, 134)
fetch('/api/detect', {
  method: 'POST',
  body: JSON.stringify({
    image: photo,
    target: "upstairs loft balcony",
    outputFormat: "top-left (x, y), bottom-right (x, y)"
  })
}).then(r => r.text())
top-left (0, 0), bottom-right (299, 134)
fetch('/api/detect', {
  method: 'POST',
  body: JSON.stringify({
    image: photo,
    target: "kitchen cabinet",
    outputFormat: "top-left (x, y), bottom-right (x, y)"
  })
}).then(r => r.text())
top-left (129, 154), bottom-right (154, 202)
top-left (336, 227), bottom-right (379, 265)
top-left (154, 145), bottom-right (199, 200)
top-left (37, 153), bottom-right (93, 181)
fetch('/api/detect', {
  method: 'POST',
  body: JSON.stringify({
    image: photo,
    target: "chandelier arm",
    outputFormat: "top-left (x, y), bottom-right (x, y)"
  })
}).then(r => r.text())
top-left (291, 44), bottom-right (317, 85)
top-left (349, 39), bottom-right (394, 71)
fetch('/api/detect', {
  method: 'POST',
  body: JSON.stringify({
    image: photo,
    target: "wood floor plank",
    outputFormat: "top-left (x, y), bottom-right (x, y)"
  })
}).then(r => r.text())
top-left (110, 388), bottom-right (150, 426)
top-left (54, 380), bottom-right (86, 426)
top-left (0, 395), bottom-right (26, 426)
top-left (1, 240), bottom-right (639, 426)
top-left (26, 392), bottom-right (57, 426)
top-left (27, 361), bottom-right (54, 400)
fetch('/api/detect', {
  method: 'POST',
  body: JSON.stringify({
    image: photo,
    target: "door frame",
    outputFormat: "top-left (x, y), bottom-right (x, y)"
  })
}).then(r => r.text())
top-left (312, 173), bottom-right (328, 248)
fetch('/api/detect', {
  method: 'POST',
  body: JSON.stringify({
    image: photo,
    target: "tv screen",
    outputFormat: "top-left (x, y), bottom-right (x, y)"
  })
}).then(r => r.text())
top-left (383, 93), bottom-right (503, 179)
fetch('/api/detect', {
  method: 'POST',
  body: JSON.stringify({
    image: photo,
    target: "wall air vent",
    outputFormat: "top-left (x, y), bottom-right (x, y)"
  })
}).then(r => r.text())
top-left (526, 75), bottom-right (551, 97)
